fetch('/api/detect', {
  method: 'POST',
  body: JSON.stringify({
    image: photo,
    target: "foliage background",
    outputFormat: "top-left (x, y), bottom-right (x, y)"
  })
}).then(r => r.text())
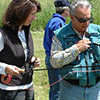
top-left (0, 0), bottom-right (100, 100)
top-left (0, 0), bottom-right (100, 30)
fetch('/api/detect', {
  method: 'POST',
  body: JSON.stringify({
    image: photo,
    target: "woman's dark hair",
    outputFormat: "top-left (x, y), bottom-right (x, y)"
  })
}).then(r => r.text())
top-left (2, 0), bottom-right (41, 29)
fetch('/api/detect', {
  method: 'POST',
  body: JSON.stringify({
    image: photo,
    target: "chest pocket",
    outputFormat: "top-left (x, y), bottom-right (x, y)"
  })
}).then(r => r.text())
top-left (62, 35), bottom-right (80, 50)
top-left (61, 35), bottom-right (80, 65)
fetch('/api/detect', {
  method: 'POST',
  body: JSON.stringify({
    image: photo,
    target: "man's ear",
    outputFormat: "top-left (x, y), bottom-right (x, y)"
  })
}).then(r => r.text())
top-left (70, 14), bottom-right (74, 20)
top-left (64, 8), bottom-right (70, 17)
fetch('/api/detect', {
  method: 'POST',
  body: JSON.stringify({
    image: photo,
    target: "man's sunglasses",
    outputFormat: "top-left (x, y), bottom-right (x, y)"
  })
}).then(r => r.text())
top-left (74, 15), bottom-right (94, 23)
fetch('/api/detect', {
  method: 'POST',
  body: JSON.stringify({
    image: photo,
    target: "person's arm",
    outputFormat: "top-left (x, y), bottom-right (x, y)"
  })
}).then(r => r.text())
top-left (0, 32), bottom-right (6, 75)
top-left (0, 32), bottom-right (24, 75)
top-left (50, 36), bottom-right (91, 68)
top-left (50, 36), bottom-right (79, 68)
top-left (0, 32), bottom-right (4, 51)
top-left (0, 63), bottom-right (7, 75)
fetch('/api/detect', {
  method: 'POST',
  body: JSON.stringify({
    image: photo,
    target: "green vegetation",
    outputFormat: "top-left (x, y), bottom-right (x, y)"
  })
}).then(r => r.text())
top-left (0, 0), bottom-right (100, 100)
top-left (31, 0), bottom-right (55, 31)
top-left (0, 0), bottom-right (11, 26)
top-left (32, 31), bottom-right (49, 100)
top-left (0, 0), bottom-right (100, 30)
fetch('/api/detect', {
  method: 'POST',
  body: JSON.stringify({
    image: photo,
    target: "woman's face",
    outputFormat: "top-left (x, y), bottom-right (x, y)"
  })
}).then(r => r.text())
top-left (23, 6), bottom-right (37, 26)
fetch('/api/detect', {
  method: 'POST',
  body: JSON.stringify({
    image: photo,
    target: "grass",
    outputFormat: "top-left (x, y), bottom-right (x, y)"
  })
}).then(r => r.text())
top-left (32, 30), bottom-right (49, 100)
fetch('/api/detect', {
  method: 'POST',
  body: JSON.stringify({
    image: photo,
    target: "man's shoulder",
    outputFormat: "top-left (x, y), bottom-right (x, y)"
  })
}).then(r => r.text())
top-left (53, 24), bottom-right (68, 35)
top-left (53, 22), bottom-right (73, 36)
top-left (88, 23), bottom-right (100, 33)
top-left (89, 23), bottom-right (100, 29)
top-left (46, 17), bottom-right (62, 27)
top-left (50, 17), bottom-right (63, 25)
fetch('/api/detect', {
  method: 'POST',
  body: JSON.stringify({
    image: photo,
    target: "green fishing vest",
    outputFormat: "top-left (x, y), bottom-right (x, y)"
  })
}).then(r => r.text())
top-left (54, 22), bottom-right (100, 86)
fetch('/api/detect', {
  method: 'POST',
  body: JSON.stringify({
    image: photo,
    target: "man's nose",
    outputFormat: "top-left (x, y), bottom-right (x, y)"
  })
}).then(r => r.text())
top-left (83, 21), bottom-right (90, 25)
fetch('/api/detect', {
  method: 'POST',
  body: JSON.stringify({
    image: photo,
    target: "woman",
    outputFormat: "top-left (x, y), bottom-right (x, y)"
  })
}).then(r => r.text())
top-left (0, 0), bottom-right (41, 100)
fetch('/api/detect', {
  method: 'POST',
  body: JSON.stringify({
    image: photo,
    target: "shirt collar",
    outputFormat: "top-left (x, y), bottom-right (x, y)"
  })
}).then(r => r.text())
top-left (72, 27), bottom-right (89, 39)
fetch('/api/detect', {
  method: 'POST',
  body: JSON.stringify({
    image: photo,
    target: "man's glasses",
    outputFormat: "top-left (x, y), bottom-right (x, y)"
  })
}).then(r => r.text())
top-left (74, 15), bottom-right (94, 23)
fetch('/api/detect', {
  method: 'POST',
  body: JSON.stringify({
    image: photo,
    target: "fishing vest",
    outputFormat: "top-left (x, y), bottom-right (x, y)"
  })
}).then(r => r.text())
top-left (0, 26), bottom-right (34, 86)
top-left (54, 22), bottom-right (100, 86)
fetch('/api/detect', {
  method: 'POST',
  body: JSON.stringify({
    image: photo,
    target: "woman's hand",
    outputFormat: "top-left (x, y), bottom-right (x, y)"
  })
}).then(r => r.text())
top-left (31, 56), bottom-right (41, 68)
top-left (1, 65), bottom-right (25, 85)
top-left (5, 65), bottom-right (25, 76)
top-left (34, 58), bottom-right (41, 67)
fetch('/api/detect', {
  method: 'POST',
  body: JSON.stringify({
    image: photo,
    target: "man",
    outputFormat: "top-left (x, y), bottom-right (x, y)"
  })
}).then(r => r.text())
top-left (50, 0), bottom-right (100, 100)
top-left (43, 0), bottom-right (70, 100)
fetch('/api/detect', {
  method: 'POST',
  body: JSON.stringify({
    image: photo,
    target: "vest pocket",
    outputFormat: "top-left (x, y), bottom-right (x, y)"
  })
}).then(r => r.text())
top-left (62, 37), bottom-right (79, 50)
top-left (61, 64), bottom-right (84, 79)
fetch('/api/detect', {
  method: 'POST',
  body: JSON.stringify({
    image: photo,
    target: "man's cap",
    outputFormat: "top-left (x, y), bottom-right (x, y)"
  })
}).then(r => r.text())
top-left (54, 0), bottom-right (70, 7)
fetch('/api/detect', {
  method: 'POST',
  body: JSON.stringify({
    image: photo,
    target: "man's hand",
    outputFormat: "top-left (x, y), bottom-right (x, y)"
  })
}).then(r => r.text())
top-left (76, 38), bottom-right (91, 53)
